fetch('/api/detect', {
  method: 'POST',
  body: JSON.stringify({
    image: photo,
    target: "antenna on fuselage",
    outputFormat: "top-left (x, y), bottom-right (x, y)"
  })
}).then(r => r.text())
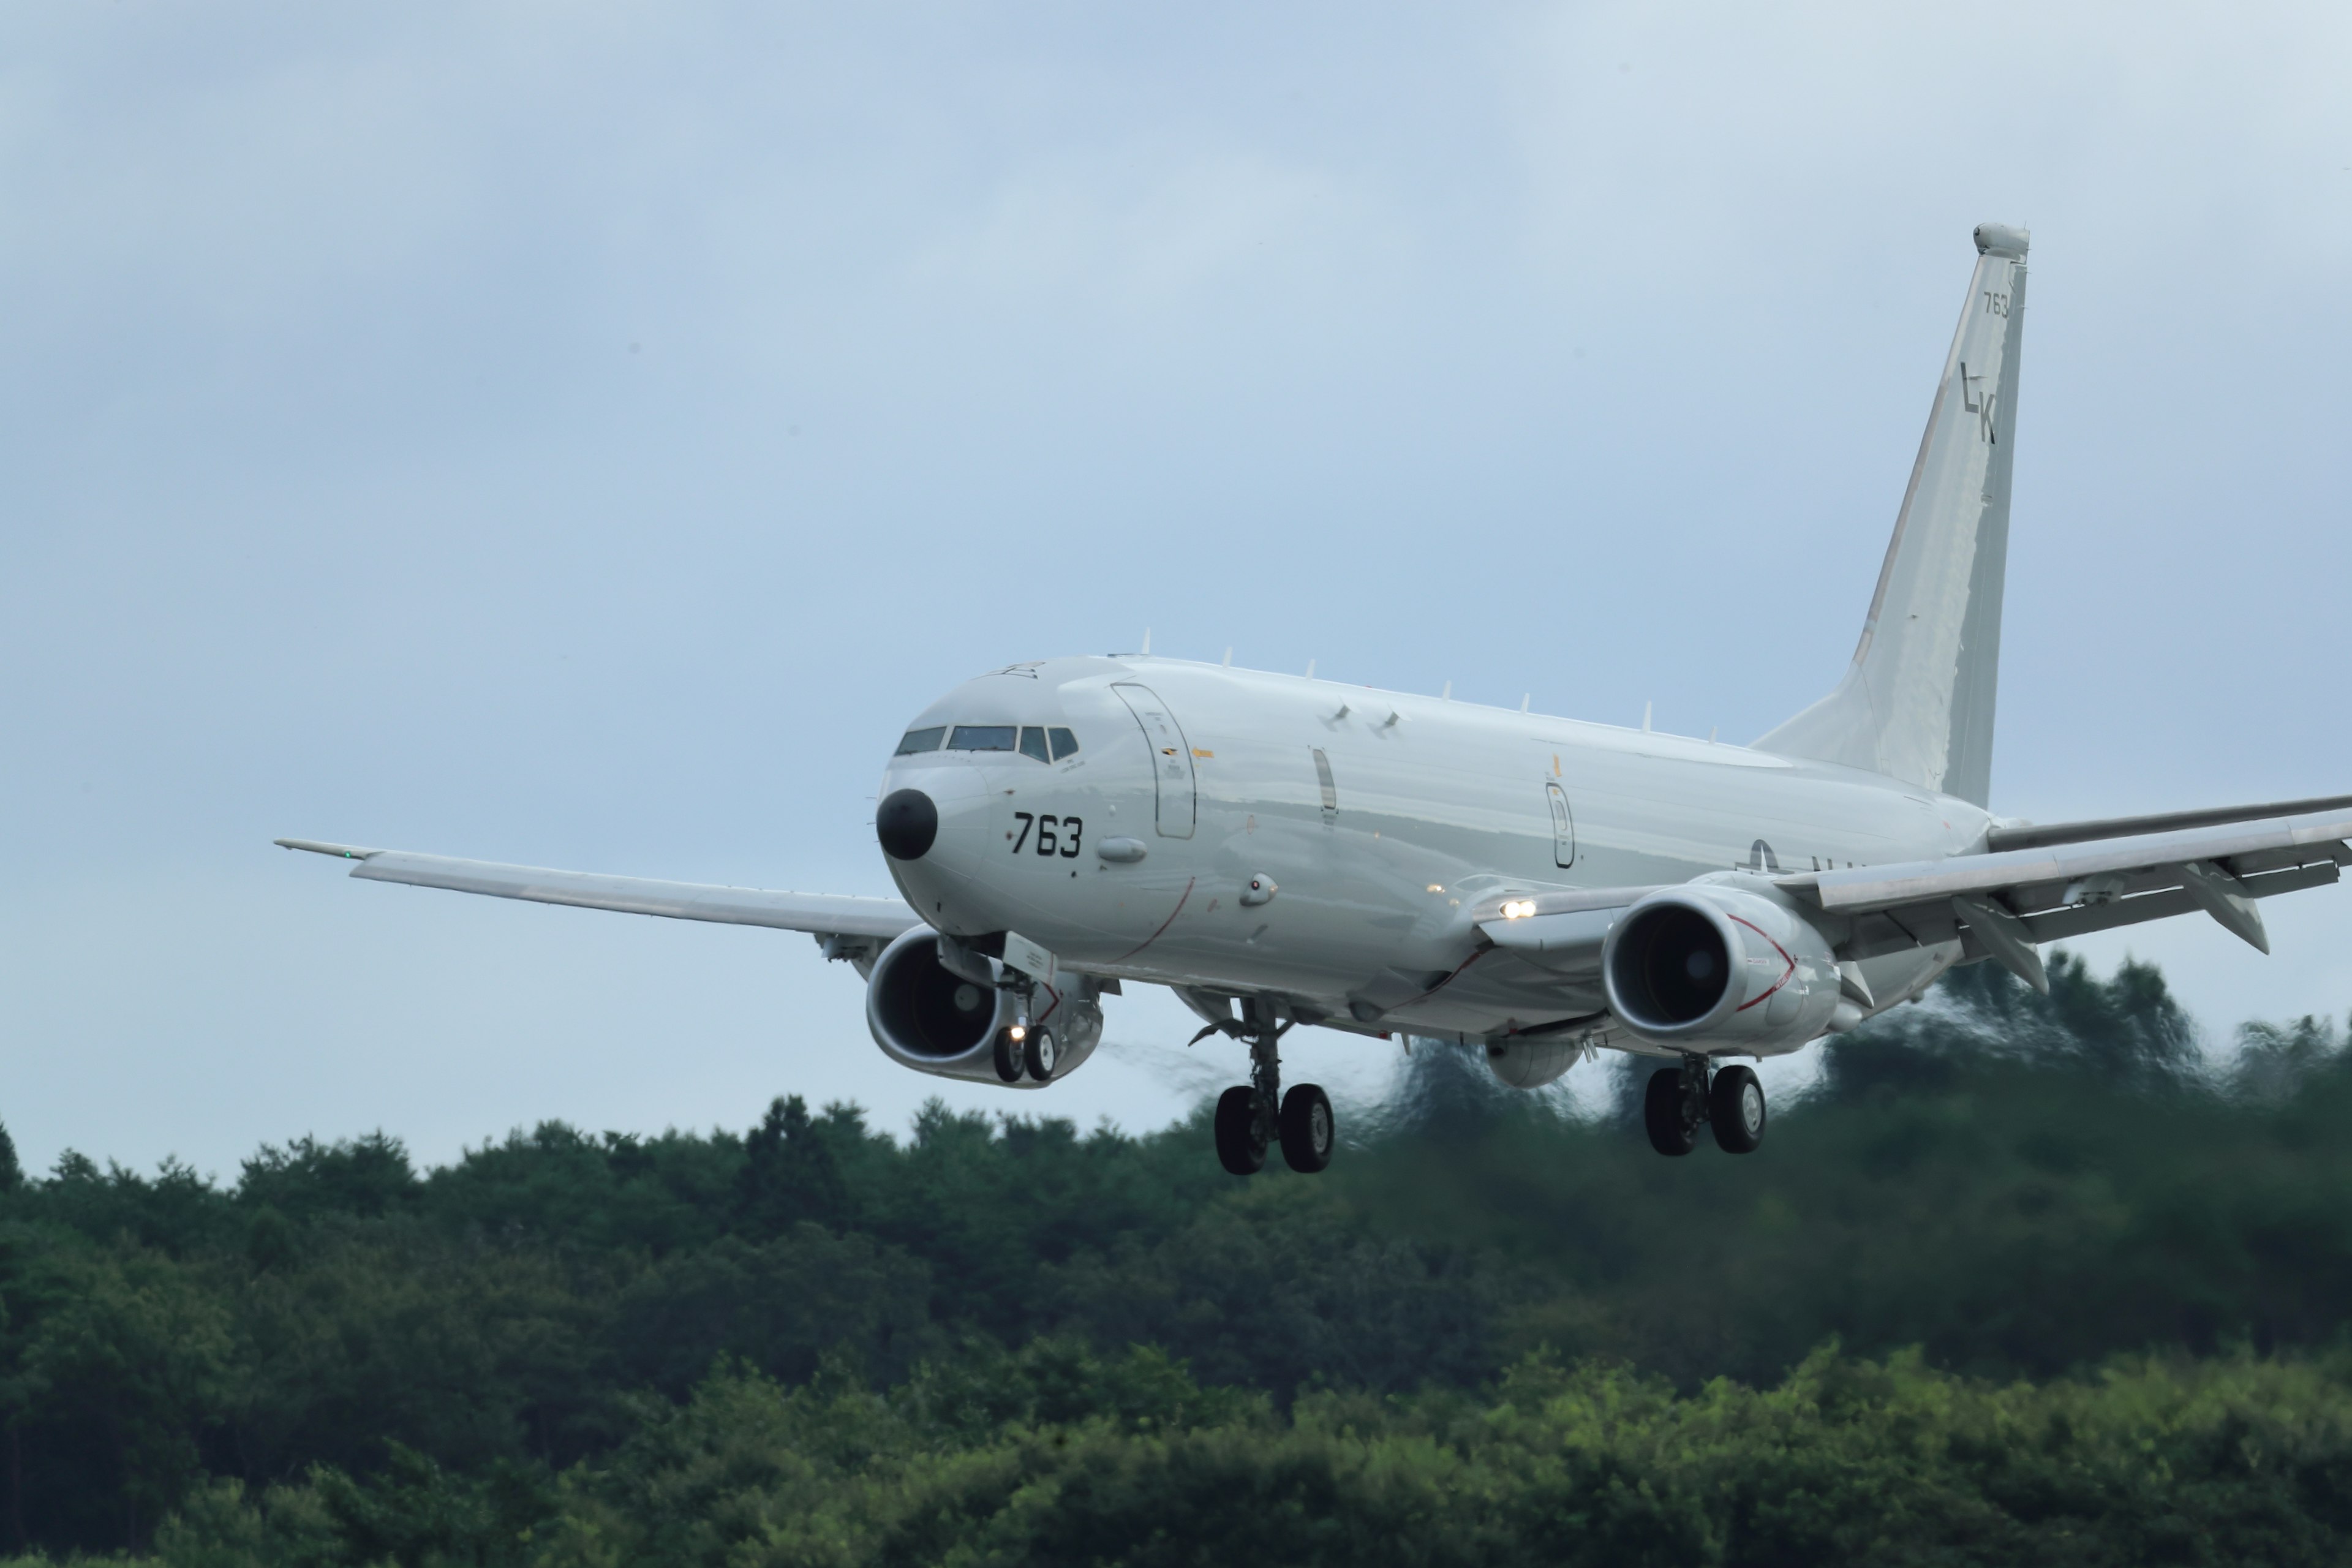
top-left (1643, 701), bottom-right (1653, 733)
top-left (1520, 693), bottom-right (1530, 712)
top-left (1140, 628), bottom-right (1152, 655)
top-left (1223, 647), bottom-right (1233, 667)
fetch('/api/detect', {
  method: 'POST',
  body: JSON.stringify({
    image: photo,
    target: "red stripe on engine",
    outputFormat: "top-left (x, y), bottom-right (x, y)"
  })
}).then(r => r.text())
top-left (1729, 914), bottom-right (1798, 1012)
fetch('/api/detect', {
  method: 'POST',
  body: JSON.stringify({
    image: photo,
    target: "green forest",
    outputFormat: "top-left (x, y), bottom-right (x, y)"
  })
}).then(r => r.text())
top-left (8, 954), bottom-right (2352, 1566)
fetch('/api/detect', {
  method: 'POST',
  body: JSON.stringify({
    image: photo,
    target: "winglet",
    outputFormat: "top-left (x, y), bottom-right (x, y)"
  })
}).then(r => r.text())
top-left (274, 839), bottom-right (383, 861)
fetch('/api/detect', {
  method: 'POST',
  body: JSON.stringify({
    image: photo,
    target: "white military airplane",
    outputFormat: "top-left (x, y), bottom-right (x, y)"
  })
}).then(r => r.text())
top-left (283, 223), bottom-right (2352, 1173)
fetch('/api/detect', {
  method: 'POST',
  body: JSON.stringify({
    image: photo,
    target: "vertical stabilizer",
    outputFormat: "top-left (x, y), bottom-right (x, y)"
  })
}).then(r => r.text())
top-left (1754, 224), bottom-right (2028, 807)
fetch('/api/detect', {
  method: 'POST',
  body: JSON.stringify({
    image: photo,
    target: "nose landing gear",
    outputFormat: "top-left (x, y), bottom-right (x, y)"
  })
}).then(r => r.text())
top-left (1205, 997), bottom-right (1335, 1175)
top-left (1643, 1055), bottom-right (1766, 1156)
top-left (993, 1024), bottom-right (1058, 1084)
top-left (1022, 1026), bottom-right (1059, 1082)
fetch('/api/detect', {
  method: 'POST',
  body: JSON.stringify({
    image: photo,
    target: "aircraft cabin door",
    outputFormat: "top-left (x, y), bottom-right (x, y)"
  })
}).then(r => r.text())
top-left (1113, 683), bottom-right (1197, 839)
top-left (1545, 782), bottom-right (1576, 868)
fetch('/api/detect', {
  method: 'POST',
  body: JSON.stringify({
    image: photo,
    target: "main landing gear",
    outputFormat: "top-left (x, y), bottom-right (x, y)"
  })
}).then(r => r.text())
top-left (1643, 1055), bottom-right (1766, 1156)
top-left (1205, 997), bottom-right (1335, 1175)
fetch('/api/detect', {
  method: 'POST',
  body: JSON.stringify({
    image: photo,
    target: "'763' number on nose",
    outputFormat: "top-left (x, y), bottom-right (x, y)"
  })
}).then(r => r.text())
top-left (1011, 812), bottom-right (1082, 858)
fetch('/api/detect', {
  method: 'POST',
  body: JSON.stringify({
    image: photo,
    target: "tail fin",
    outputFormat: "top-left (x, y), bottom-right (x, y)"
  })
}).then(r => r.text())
top-left (1755, 222), bottom-right (2029, 807)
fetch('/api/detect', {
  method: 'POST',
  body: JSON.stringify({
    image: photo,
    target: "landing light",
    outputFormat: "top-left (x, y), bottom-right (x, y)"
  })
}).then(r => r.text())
top-left (1501, 899), bottom-right (1537, 920)
top-left (1009, 1023), bottom-right (1027, 1042)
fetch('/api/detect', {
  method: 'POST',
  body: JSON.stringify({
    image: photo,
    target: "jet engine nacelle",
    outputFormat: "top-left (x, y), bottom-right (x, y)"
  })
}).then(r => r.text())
top-left (1600, 881), bottom-right (1840, 1052)
top-left (864, 925), bottom-right (1102, 1087)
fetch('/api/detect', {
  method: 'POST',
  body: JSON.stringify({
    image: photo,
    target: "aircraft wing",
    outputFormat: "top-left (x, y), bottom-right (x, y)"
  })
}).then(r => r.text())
top-left (275, 839), bottom-right (921, 946)
top-left (1983, 790), bottom-right (2352, 852)
top-left (1471, 886), bottom-right (1666, 973)
top-left (1774, 805), bottom-right (2352, 991)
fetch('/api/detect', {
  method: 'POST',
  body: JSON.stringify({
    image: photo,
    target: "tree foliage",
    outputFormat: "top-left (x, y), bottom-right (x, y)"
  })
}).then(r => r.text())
top-left (1, 959), bottom-right (2350, 1562)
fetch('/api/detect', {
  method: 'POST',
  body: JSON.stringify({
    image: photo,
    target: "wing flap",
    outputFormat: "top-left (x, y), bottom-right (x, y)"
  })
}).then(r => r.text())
top-left (277, 840), bottom-right (920, 940)
top-left (1785, 809), bottom-right (2352, 963)
top-left (1787, 810), bottom-right (2352, 916)
top-left (2018, 860), bottom-right (2337, 944)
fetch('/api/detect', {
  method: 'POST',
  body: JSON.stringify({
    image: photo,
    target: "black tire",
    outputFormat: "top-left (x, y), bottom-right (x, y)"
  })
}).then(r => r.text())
top-left (1280, 1084), bottom-right (1336, 1174)
top-left (1643, 1067), bottom-right (1697, 1156)
top-left (1709, 1064), bottom-right (1766, 1153)
top-left (1023, 1027), bottom-right (1058, 1082)
top-left (992, 1028), bottom-right (1023, 1084)
top-left (1213, 1085), bottom-right (1267, 1175)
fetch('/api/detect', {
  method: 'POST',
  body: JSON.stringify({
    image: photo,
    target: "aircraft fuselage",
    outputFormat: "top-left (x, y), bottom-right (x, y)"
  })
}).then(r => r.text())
top-left (880, 655), bottom-right (1985, 1049)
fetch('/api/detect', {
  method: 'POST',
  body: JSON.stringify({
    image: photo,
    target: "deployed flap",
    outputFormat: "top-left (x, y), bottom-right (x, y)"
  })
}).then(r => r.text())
top-left (1789, 809), bottom-right (2352, 916)
top-left (276, 840), bottom-right (920, 940)
top-left (1778, 808), bottom-right (2352, 960)
top-left (1755, 223), bottom-right (2029, 807)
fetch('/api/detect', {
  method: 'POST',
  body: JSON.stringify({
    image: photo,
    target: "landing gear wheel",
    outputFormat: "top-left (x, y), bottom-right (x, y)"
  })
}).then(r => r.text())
top-left (1643, 1067), bottom-right (1698, 1156)
top-left (1279, 1084), bottom-right (1335, 1174)
top-left (992, 1029), bottom-right (1023, 1084)
top-left (1213, 1085), bottom-right (1267, 1175)
top-left (1022, 1027), bottom-right (1059, 1082)
top-left (1709, 1064), bottom-right (1765, 1153)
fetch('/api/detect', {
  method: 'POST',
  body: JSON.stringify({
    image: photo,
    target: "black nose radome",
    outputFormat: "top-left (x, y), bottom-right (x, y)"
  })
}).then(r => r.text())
top-left (876, 789), bottom-right (939, 861)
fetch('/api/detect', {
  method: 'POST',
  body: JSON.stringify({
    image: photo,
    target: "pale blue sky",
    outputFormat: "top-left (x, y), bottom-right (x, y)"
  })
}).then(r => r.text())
top-left (5, 1), bottom-right (2348, 1177)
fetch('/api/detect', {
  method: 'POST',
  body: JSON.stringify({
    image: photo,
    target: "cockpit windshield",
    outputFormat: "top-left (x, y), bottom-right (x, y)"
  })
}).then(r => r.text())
top-left (895, 723), bottom-right (1080, 761)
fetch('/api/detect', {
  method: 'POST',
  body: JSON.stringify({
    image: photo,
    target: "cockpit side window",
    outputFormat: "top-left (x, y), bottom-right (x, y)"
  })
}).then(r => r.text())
top-left (948, 725), bottom-right (1017, 752)
top-left (1048, 727), bottom-right (1079, 761)
top-left (895, 726), bottom-right (946, 755)
top-left (1017, 726), bottom-right (1051, 763)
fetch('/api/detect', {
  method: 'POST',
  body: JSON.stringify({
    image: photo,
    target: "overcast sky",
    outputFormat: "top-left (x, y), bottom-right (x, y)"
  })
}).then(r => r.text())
top-left (4, 1), bottom-right (2348, 1180)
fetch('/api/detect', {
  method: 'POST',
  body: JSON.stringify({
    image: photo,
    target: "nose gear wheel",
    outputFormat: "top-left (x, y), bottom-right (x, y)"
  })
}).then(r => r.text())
top-left (1023, 1027), bottom-right (1059, 1082)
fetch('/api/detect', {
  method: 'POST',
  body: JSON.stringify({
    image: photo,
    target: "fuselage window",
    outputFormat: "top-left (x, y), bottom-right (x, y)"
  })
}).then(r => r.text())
top-left (895, 726), bottom-right (946, 755)
top-left (948, 724), bottom-right (1017, 752)
top-left (1047, 727), bottom-right (1079, 761)
top-left (1017, 726), bottom-right (1052, 763)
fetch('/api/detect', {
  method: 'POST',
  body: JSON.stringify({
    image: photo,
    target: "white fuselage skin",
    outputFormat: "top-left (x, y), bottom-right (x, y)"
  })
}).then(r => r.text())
top-left (881, 657), bottom-right (1986, 1054)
